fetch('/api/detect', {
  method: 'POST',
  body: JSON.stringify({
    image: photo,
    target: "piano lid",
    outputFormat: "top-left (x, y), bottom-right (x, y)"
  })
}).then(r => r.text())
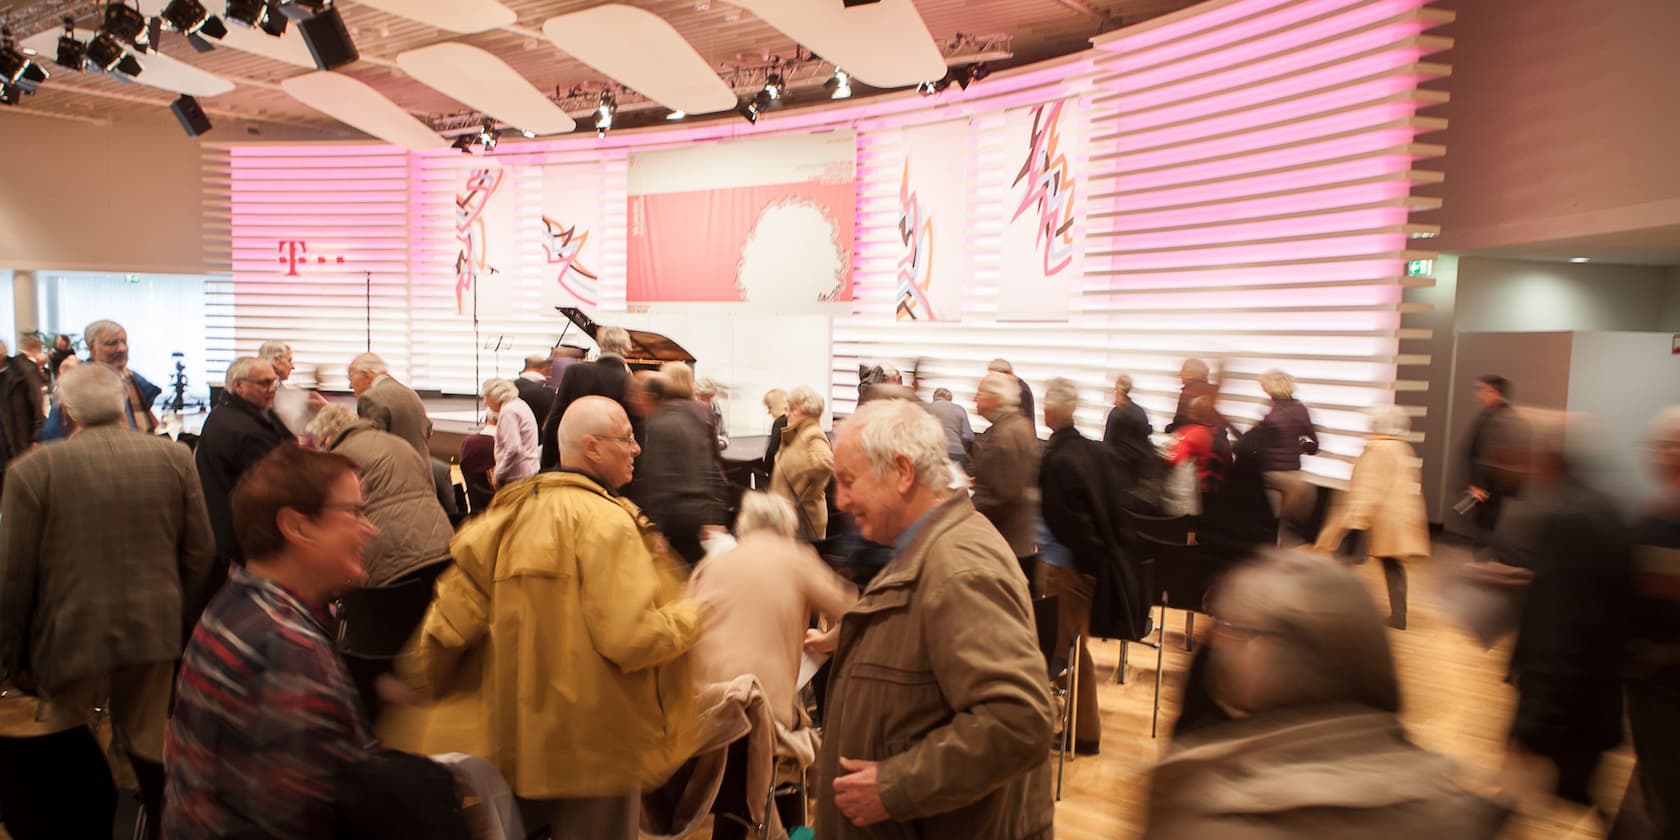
top-left (554, 307), bottom-right (696, 370)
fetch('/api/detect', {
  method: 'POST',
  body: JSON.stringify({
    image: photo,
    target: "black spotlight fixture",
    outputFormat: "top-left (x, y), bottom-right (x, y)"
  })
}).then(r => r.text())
top-left (970, 61), bottom-right (990, 82)
top-left (451, 133), bottom-right (475, 154)
top-left (915, 79), bottom-right (937, 96)
top-left (736, 99), bottom-right (760, 124)
top-left (56, 17), bottom-right (88, 71)
top-left (0, 29), bottom-right (48, 92)
top-left (85, 31), bottom-right (130, 72)
top-left (101, 2), bottom-right (151, 48)
top-left (113, 52), bottom-right (144, 77)
top-left (594, 89), bottom-right (616, 137)
top-left (477, 119), bottom-right (498, 152)
top-left (763, 71), bottom-right (784, 101)
top-left (259, 2), bottom-right (289, 36)
top-left (163, 0), bottom-right (228, 38)
top-left (950, 65), bottom-right (973, 90)
top-left (225, 0), bottom-right (268, 28)
top-left (280, 0), bottom-right (331, 21)
top-left (0, 83), bottom-right (20, 105)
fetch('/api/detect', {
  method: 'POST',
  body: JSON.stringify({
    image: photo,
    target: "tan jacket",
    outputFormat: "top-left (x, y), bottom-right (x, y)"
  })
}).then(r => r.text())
top-left (357, 374), bottom-right (433, 462)
top-left (1145, 706), bottom-right (1505, 839)
top-left (816, 495), bottom-right (1054, 840)
top-left (771, 417), bottom-right (834, 542)
top-left (971, 411), bottom-right (1041, 558)
top-left (381, 471), bottom-right (701, 800)
top-left (1314, 436), bottom-right (1430, 560)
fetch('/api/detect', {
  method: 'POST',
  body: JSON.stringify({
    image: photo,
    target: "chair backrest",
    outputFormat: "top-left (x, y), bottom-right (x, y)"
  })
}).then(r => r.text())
top-left (1124, 509), bottom-right (1193, 545)
top-left (1031, 594), bottom-right (1061, 669)
top-left (337, 574), bottom-right (440, 658)
top-left (1136, 532), bottom-right (1225, 614)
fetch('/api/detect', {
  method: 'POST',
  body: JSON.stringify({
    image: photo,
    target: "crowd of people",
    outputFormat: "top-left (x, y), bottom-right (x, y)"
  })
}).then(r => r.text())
top-left (0, 316), bottom-right (1674, 839)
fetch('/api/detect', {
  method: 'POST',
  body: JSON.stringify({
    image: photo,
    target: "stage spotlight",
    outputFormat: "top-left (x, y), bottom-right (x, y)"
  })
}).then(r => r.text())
top-left (56, 18), bottom-right (88, 70)
top-left (476, 119), bottom-right (498, 151)
top-left (0, 84), bottom-right (19, 105)
top-left (971, 61), bottom-right (990, 82)
top-left (764, 71), bottom-right (784, 100)
top-left (0, 42), bottom-right (47, 90)
top-left (225, 0), bottom-right (268, 28)
top-left (737, 99), bottom-right (760, 124)
top-left (85, 31), bottom-right (131, 72)
top-left (259, 4), bottom-right (289, 37)
top-left (163, 0), bottom-right (227, 38)
top-left (279, 0), bottom-right (330, 21)
top-left (594, 90), bottom-right (616, 136)
top-left (665, 109), bottom-right (686, 120)
top-left (916, 80), bottom-right (937, 96)
top-left (823, 68), bottom-right (852, 99)
top-left (101, 2), bottom-right (151, 48)
top-left (451, 133), bottom-right (475, 154)
top-left (113, 52), bottom-right (143, 77)
top-left (950, 65), bottom-right (972, 90)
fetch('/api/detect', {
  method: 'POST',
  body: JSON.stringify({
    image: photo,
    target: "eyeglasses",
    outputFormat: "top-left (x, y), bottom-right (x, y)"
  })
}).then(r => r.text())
top-left (589, 433), bottom-right (638, 447)
top-left (1210, 616), bottom-right (1279, 643)
top-left (320, 501), bottom-right (371, 520)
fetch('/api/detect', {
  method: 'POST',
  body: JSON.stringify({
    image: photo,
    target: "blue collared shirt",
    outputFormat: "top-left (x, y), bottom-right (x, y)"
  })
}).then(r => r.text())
top-left (892, 506), bottom-right (941, 559)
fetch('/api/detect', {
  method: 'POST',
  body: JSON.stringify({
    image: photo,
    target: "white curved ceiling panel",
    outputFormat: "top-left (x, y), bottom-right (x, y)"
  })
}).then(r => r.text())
top-left (20, 30), bottom-right (235, 97)
top-left (348, 0), bottom-right (517, 35)
top-left (729, 0), bottom-right (944, 89)
top-left (281, 71), bottom-right (448, 150)
top-left (542, 4), bottom-right (736, 115)
top-left (397, 43), bottom-right (576, 135)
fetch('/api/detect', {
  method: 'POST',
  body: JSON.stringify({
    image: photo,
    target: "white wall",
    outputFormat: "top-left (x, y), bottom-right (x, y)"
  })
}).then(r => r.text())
top-left (1566, 332), bottom-right (1680, 516)
top-left (0, 112), bottom-right (207, 275)
top-left (1420, 0), bottom-right (1680, 253)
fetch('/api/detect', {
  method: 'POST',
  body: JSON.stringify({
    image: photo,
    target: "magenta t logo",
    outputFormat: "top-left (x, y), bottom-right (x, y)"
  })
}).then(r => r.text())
top-left (277, 240), bottom-right (346, 275)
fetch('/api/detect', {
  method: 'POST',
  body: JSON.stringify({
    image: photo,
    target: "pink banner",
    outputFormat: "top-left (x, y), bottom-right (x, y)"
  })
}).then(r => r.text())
top-left (627, 179), bottom-right (855, 306)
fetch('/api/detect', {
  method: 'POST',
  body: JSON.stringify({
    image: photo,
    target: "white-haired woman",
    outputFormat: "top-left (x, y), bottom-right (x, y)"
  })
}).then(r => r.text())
top-left (1314, 405), bottom-right (1428, 629)
top-left (1145, 551), bottom-right (1499, 838)
top-left (483, 378), bottom-right (538, 487)
top-left (1249, 370), bottom-right (1319, 525)
top-left (771, 386), bottom-right (835, 542)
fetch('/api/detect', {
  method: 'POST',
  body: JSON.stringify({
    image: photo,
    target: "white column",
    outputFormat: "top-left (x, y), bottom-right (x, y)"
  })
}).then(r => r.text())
top-left (12, 269), bottom-right (38, 342)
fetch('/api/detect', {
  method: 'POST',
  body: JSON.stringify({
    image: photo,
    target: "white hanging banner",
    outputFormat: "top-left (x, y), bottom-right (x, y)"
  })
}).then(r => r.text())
top-left (895, 117), bottom-right (971, 322)
top-left (996, 99), bottom-right (1083, 321)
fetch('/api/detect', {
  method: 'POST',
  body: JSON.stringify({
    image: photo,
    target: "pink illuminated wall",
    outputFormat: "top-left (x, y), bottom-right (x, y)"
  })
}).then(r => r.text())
top-left (206, 0), bottom-right (1449, 478)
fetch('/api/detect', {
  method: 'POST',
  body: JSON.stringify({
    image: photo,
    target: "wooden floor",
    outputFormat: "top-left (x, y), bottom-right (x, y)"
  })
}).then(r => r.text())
top-left (1050, 540), bottom-right (1634, 840)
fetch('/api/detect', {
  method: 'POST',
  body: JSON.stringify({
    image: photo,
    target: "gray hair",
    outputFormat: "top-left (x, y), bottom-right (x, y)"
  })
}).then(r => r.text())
top-left (787, 386), bottom-right (824, 417)
top-left (59, 363), bottom-right (127, 427)
top-left (349, 352), bottom-right (388, 376)
top-left (1368, 405), bottom-right (1411, 437)
top-left (841, 399), bottom-right (953, 491)
top-left (597, 326), bottom-right (632, 357)
top-left (1260, 369), bottom-right (1296, 400)
top-left (694, 377), bottom-right (718, 399)
top-left (1181, 358), bottom-right (1209, 381)
top-left (979, 371), bottom-right (1021, 410)
top-left (483, 378), bottom-right (519, 406)
top-left (523, 354), bottom-right (549, 371)
top-left (658, 362), bottom-right (695, 400)
top-left (256, 341), bottom-right (290, 362)
top-left (735, 491), bottom-right (799, 538)
top-left (933, 387), bottom-right (952, 401)
top-left (1211, 549), bottom-right (1399, 714)
top-left (987, 358), bottom-right (1013, 375)
top-left (1043, 377), bottom-right (1079, 414)
top-left (1114, 373), bottom-right (1133, 395)
top-left (308, 404), bottom-right (359, 446)
top-left (84, 319), bottom-right (125, 350)
top-left (763, 389), bottom-right (787, 414)
top-left (226, 356), bottom-right (266, 384)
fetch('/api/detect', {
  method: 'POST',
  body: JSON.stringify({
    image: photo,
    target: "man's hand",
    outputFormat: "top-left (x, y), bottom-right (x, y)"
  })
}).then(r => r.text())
top-left (834, 757), bottom-right (890, 827)
top-left (1469, 486), bottom-right (1489, 502)
top-left (804, 627), bottom-right (839, 655)
top-left (375, 674), bottom-right (419, 707)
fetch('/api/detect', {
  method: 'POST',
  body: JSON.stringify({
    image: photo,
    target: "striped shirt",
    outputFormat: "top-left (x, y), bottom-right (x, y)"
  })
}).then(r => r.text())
top-left (164, 568), bottom-right (373, 839)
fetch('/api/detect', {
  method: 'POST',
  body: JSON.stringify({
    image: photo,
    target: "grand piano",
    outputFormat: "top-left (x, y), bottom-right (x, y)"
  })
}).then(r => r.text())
top-left (554, 307), bottom-right (695, 372)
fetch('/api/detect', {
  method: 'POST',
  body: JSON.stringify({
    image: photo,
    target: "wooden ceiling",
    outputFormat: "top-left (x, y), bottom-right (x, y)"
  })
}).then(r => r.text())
top-left (0, 0), bottom-right (1199, 137)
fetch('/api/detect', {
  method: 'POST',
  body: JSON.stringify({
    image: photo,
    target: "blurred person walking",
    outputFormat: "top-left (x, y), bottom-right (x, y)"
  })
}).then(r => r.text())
top-left (770, 386), bottom-right (834, 542)
top-left (483, 379), bottom-right (539, 487)
top-left (1314, 406), bottom-right (1428, 629)
top-left (1247, 370), bottom-right (1319, 528)
top-left (971, 371), bottom-right (1042, 588)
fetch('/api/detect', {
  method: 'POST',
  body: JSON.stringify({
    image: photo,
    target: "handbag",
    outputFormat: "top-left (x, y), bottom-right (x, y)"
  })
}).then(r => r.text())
top-left (1163, 459), bottom-right (1200, 517)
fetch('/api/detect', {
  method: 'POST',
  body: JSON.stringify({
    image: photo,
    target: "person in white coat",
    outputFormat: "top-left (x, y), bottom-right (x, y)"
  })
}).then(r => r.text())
top-left (1314, 405), bottom-right (1430, 629)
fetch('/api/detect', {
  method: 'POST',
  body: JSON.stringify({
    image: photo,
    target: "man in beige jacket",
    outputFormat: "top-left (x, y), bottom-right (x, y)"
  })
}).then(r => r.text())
top-left (971, 372), bottom-right (1042, 589)
top-left (818, 399), bottom-right (1054, 839)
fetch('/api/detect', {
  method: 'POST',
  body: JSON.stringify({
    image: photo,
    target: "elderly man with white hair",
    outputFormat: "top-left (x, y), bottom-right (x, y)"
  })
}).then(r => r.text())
top-left (39, 319), bottom-right (162, 442)
top-left (0, 363), bottom-right (214, 836)
top-left (541, 325), bottom-right (636, 470)
top-left (770, 386), bottom-right (834, 542)
top-left (483, 378), bottom-right (539, 487)
top-left (970, 371), bottom-right (1041, 586)
top-left (257, 340), bottom-right (326, 437)
top-left (349, 352), bottom-right (432, 462)
top-left (818, 399), bottom-right (1053, 839)
top-left (196, 356), bottom-right (292, 571)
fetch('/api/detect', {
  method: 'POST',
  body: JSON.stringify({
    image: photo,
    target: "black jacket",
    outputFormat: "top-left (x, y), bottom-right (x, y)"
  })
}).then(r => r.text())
top-left (631, 400), bottom-right (727, 565)
top-left (540, 356), bottom-right (631, 470)
top-left (1466, 402), bottom-right (1522, 493)
top-left (1508, 477), bottom-right (1631, 775)
top-left (514, 376), bottom-right (556, 429)
top-left (0, 354), bottom-right (45, 469)
top-left (1250, 398), bottom-right (1318, 472)
top-left (194, 393), bottom-right (293, 563)
top-left (763, 413), bottom-right (788, 473)
top-left (1039, 426), bottom-right (1151, 641)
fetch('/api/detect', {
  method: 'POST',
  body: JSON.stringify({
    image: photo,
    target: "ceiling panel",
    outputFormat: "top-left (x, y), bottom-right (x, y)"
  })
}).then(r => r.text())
top-left (728, 0), bottom-right (945, 89)
top-left (345, 0), bottom-right (518, 34)
top-left (397, 43), bottom-right (577, 134)
top-left (542, 4), bottom-right (736, 115)
top-left (281, 71), bottom-right (449, 149)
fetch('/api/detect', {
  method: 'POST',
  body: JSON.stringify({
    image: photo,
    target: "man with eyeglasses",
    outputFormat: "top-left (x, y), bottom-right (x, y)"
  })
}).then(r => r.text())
top-left (385, 396), bottom-right (701, 839)
top-left (195, 357), bottom-right (293, 585)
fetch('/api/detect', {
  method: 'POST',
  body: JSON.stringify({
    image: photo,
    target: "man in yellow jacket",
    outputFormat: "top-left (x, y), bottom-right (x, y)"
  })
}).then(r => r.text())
top-left (383, 396), bottom-right (702, 839)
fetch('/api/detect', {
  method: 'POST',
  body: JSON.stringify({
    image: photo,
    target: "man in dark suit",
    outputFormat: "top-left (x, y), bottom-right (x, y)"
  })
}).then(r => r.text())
top-left (971, 372), bottom-right (1041, 588)
top-left (349, 352), bottom-right (432, 462)
top-left (540, 326), bottom-right (635, 470)
top-left (0, 363), bottom-right (215, 835)
top-left (0, 338), bottom-right (47, 489)
top-left (514, 354), bottom-right (557, 425)
top-left (1464, 373), bottom-right (1522, 547)
top-left (196, 357), bottom-right (292, 571)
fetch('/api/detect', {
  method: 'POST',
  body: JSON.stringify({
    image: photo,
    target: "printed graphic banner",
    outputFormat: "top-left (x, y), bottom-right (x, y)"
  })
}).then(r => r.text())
top-left (997, 99), bottom-right (1083, 321)
top-left (895, 118), bottom-right (970, 322)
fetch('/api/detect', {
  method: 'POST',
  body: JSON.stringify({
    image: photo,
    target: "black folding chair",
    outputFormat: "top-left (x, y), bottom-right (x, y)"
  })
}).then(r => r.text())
top-left (1032, 594), bottom-right (1080, 800)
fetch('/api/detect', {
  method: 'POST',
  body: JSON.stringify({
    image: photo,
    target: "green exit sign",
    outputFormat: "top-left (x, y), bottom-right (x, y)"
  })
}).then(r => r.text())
top-left (124, 273), bottom-right (141, 284)
top-left (1406, 259), bottom-right (1433, 277)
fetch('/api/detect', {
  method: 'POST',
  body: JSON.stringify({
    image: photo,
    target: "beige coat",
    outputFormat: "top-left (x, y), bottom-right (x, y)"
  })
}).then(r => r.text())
top-left (771, 417), bottom-right (834, 541)
top-left (1314, 436), bottom-right (1431, 560)
top-left (381, 471), bottom-right (701, 800)
top-left (816, 495), bottom-right (1054, 840)
top-left (357, 374), bottom-right (433, 462)
top-left (688, 531), bottom-right (856, 728)
top-left (327, 422), bottom-right (452, 585)
top-left (1145, 706), bottom-right (1505, 839)
top-left (971, 411), bottom-right (1041, 559)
